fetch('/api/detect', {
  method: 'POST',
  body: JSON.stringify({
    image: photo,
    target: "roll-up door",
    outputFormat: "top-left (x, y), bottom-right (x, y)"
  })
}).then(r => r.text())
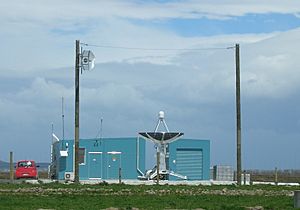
top-left (176, 148), bottom-right (203, 180)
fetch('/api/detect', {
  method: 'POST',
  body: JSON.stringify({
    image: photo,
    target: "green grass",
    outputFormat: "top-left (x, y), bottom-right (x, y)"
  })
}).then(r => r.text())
top-left (0, 194), bottom-right (293, 210)
top-left (0, 183), bottom-right (299, 209)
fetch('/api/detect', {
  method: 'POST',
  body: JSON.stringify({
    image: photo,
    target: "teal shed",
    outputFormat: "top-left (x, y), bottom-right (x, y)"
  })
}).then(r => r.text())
top-left (50, 137), bottom-right (145, 180)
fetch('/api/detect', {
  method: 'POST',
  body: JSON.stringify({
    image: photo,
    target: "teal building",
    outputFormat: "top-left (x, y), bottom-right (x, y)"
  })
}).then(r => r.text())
top-left (50, 137), bottom-right (145, 180)
top-left (50, 137), bottom-right (210, 181)
top-left (168, 139), bottom-right (210, 180)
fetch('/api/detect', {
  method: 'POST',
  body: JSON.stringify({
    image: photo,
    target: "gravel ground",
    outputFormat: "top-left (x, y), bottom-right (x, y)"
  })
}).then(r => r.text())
top-left (0, 185), bottom-right (295, 197)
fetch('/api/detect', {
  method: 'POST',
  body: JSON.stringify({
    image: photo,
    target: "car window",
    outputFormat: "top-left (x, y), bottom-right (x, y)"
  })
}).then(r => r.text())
top-left (18, 162), bottom-right (26, 167)
top-left (18, 161), bottom-right (34, 167)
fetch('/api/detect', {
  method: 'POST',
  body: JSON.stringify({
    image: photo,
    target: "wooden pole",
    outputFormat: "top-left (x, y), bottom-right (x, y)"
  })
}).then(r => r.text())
top-left (9, 151), bottom-right (13, 182)
top-left (235, 43), bottom-right (242, 185)
top-left (74, 40), bottom-right (80, 183)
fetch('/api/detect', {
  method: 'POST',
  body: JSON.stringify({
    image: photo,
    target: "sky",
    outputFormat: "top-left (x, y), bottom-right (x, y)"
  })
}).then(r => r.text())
top-left (1, 0), bottom-right (300, 170)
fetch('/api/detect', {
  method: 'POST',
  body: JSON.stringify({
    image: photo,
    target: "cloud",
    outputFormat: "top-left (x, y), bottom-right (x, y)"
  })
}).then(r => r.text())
top-left (1, 1), bottom-right (300, 169)
top-left (0, 0), bottom-right (293, 73)
top-left (1, 27), bottom-right (300, 168)
top-left (2, 0), bottom-right (300, 21)
top-left (242, 28), bottom-right (300, 98)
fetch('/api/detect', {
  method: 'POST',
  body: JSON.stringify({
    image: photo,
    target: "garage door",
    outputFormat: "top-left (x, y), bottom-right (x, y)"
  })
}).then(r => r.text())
top-left (176, 148), bottom-right (203, 180)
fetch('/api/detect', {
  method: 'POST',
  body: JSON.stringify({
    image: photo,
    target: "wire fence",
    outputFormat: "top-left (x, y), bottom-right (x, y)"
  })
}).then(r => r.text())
top-left (245, 169), bottom-right (300, 183)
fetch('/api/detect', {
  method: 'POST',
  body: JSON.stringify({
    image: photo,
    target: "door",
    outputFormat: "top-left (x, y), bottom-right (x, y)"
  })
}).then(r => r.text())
top-left (107, 151), bottom-right (122, 179)
top-left (88, 152), bottom-right (102, 179)
top-left (176, 148), bottom-right (203, 180)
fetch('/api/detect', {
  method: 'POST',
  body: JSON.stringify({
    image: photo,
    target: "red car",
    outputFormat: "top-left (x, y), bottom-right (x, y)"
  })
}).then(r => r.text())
top-left (15, 160), bottom-right (38, 179)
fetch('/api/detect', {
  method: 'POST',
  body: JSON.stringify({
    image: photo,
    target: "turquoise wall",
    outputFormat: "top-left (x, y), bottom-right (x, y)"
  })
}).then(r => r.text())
top-left (168, 139), bottom-right (210, 180)
top-left (53, 137), bottom-right (210, 181)
top-left (54, 137), bottom-right (145, 180)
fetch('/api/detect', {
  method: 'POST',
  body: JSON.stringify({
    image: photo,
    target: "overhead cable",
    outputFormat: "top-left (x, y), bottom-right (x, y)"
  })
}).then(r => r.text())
top-left (80, 42), bottom-right (234, 51)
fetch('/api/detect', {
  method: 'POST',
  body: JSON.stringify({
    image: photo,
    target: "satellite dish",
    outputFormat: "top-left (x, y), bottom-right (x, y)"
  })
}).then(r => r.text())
top-left (138, 111), bottom-right (186, 180)
top-left (81, 50), bottom-right (95, 71)
top-left (139, 132), bottom-right (184, 144)
top-left (139, 111), bottom-right (183, 143)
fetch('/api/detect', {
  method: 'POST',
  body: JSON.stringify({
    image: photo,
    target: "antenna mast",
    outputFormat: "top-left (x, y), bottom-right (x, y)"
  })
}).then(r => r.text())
top-left (100, 117), bottom-right (103, 139)
top-left (62, 96), bottom-right (65, 140)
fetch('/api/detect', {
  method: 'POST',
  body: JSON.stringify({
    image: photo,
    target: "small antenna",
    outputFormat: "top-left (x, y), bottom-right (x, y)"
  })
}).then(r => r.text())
top-left (95, 117), bottom-right (104, 140)
top-left (100, 117), bottom-right (103, 139)
top-left (51, 122), bottom-right (54, 134)
top-left (62, 96), bottom-right (65, 140)
top-left (80, 46), bottom-right (83, 74)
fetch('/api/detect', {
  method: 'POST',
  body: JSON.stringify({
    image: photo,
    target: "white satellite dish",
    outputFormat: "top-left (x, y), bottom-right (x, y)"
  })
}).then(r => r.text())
top-left (138, 111), bottom-right (186, 180)
top-left (81, 50), bottom-right (95, 71)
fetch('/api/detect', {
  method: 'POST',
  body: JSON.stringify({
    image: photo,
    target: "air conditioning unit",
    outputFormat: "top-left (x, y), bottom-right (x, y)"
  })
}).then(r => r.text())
top-left (65, 172), bottom-right (74, 181)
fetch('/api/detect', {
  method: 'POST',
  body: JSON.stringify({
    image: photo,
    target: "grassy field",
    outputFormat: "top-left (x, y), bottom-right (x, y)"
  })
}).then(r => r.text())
top-left (0, 182), bottom-right (299, 209)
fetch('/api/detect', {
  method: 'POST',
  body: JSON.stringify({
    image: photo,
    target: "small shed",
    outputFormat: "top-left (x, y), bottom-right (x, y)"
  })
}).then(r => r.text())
top-left (50, 137), bottom-right (145, 180)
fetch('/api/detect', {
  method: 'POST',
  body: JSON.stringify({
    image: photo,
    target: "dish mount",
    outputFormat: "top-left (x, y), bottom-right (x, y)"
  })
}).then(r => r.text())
top-left (139, 111), bottom-right (186, 180)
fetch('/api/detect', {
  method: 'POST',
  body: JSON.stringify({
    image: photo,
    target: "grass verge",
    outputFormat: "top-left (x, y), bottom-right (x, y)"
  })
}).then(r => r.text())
top-left (0, 183), bottom-right (298, 209)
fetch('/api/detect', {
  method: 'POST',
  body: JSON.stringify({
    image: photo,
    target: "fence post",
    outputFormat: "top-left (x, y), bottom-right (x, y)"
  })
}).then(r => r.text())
top-left (275, 167), bottom-right (278, 185)
top-left (118, 167), bottom-right (122, 184)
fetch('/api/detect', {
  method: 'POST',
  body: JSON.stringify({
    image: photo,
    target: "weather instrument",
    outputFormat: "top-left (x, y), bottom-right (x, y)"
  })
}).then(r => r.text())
top-left (81, 50), bottom-right (95, 72)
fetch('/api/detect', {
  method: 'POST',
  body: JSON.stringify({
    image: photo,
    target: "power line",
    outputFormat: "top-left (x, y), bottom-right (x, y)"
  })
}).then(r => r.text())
top-left (80, 42), bottom-right (234, 51)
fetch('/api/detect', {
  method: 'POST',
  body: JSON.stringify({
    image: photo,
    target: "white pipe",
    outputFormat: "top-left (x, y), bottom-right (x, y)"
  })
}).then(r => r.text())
top-left (136, 136), bottom-right (144, 176)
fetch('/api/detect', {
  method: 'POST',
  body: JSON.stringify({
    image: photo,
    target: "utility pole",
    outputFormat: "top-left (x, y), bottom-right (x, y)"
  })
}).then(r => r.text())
top-left (235, 43), bottom-right (242, 185)
top-left (73, 40), bottom-right (95, 183)
top-left (74, 40), bottom-right (80, 183)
